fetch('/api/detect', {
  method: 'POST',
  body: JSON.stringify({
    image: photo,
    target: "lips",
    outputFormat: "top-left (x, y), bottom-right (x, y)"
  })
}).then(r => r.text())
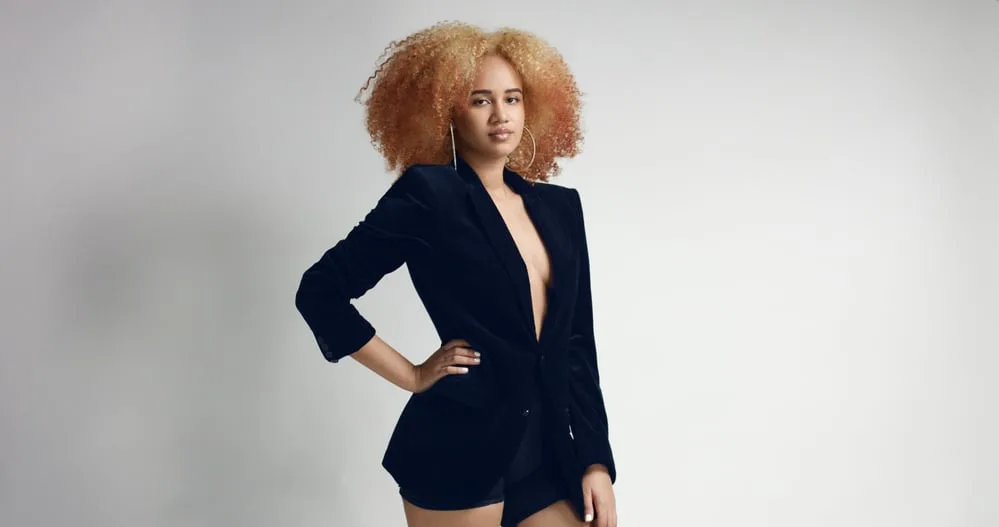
top-left (489, 128), bottom-right (513, 136)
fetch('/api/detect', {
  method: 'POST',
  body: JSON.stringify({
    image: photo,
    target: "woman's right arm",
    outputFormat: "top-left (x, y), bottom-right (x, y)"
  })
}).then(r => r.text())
top-left (294, 167), bottom-right (435, 391)
top-left (349, 335), bottom-right (420, 392)
top-left (352, 335), bottom-right (479, 393)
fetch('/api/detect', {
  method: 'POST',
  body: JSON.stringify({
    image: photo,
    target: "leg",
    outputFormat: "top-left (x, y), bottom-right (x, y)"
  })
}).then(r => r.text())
top-left (517, 499), bottom-right (585, 527)
top-left (402, 497), bottom-right (503, 527)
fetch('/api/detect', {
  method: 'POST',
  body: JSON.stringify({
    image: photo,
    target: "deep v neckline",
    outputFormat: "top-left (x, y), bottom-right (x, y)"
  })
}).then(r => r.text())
top-left (455, 155), bottom-right (559, 346)
top-left (486, 190), bottom-right (554, 343)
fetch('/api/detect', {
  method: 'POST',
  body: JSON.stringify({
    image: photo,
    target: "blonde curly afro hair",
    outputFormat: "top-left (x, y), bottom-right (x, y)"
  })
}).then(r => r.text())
top-left (355, 21), bottom-right (583, 182)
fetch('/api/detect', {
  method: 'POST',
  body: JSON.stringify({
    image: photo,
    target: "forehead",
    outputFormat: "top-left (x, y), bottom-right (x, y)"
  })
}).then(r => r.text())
top-left (472, 55), bottom-right (522, 87)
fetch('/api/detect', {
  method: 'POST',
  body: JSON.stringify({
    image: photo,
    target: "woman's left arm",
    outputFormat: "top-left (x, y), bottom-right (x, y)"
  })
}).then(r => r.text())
top-left (566, 187), bottom-right (616, 482)
top-left (566, 188), bottom-right (617, 526)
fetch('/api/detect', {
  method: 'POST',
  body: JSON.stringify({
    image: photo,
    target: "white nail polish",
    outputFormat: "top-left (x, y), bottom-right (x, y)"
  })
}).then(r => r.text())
top-left (585, 513), bottom-right (593, 522)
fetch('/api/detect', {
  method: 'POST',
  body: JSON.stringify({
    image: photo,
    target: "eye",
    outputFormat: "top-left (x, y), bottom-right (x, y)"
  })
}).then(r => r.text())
top-left (506, 96), bottom-right (521, 104)
top-left (471, 98), bottom-right (490, 106)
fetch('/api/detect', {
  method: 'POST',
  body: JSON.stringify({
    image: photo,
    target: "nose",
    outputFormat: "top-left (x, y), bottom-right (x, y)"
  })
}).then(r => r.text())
top-left (491, 103), bottom-right (509, 123)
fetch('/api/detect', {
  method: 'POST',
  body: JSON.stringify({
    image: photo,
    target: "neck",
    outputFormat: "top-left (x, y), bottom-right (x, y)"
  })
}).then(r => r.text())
top-left (459, 151), bottom-right (512, 197)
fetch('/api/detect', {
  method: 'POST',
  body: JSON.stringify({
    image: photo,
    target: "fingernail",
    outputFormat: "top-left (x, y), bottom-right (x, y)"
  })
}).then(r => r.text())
top-left (460, 367), bottom-right (469, 373)
top-left (473, 357), bottom-right (481, 363)
top-left (474, 351), bottom-right (481, 357)
top-left (584, 513), bottom-right (593, 522)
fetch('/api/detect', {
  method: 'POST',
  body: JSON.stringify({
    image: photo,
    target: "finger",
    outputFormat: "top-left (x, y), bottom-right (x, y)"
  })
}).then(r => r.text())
top-left (597, 502), bottom-right (610, 527)
top-left (441, 339), bottom-right (471, 351)
top-left (445, 351), bottom-right (478, 368)
top-left (591, 495), bottom-right (604, 527)
top-left (449, 346), bottom-right (480, 359)
top-left (582, 484), bottom-right (594, 523)
top-left (444, 365), bottom-right (469, 375)
top-left (449, 354), bottom-right (480, 366)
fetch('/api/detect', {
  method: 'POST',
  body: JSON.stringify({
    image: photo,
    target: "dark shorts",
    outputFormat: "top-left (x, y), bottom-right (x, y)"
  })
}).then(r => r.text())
top-left (399, 403), bottom-right (570, 526)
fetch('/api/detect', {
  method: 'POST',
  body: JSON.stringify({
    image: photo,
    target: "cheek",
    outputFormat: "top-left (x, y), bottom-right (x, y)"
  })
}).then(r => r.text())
top-left (455, 112), bottom-right (487, 139)
top-left (512, 103), bottom-right (526, 119)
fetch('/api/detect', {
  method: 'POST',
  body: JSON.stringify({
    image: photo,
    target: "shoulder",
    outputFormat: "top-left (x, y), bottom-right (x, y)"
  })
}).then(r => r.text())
top-left (396, 163), bottom-right (447, 186)
top-left (385, 163), bottom-right (465, 207)
top-left (395, 163), bottom-right (465, 193)
top-left (534, 181), bottom-right (584, 215)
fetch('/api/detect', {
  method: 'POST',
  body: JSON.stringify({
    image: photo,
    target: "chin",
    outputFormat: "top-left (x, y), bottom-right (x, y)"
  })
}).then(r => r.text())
top-left (475, 144), bottom-right (516, 161)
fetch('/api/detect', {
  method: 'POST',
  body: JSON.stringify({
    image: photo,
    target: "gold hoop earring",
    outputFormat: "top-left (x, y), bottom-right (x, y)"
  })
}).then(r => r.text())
top-left (507, 126), bottom-right (536, 171)
top-left (449, 121), bottom-right (457, 171)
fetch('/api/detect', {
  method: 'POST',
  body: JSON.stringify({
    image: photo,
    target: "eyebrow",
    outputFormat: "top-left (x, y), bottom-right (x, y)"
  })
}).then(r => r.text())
top-left (470, 88), bottom-right (523, 96)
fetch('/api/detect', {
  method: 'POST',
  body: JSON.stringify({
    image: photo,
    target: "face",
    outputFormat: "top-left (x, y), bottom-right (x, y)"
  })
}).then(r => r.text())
top-left (452, 54), bottom-right (525, 162)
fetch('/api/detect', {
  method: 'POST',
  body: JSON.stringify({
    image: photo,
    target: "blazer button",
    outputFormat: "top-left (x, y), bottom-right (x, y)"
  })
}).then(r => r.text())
top-left (522, 408), bottom-right (531, 417)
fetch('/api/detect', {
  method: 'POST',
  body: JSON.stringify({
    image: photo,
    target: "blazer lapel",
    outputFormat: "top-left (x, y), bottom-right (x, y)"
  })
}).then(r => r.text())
top-left (459, 160), bottom-right (536, 338)
top-left (454, 156), bottom-right (572, 346)
top-left (519, 182), bottom-right (574, 348)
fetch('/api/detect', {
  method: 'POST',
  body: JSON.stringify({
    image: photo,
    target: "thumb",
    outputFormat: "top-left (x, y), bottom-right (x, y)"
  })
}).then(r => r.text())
top-left (582, 484), bottom-right (594, 523)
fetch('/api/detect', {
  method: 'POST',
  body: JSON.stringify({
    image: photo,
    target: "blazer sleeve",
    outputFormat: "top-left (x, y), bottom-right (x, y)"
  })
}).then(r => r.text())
top-left (294, 166), bottom-right (436, 363)
top-left (566, 187), bottom-right (617, 483)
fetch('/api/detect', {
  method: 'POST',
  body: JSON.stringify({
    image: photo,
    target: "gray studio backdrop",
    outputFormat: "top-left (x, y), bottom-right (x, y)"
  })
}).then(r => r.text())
top-left (1, 1), bottom-right (996, 526)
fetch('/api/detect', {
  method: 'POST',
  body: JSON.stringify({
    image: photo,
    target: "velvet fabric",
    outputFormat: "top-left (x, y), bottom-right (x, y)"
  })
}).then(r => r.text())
top-left (294, 156), bottom-right (615, 513)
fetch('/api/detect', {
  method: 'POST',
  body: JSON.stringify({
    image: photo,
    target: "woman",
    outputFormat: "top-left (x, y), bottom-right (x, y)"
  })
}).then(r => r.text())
top-left (295, 21), bottom-right (617, 527)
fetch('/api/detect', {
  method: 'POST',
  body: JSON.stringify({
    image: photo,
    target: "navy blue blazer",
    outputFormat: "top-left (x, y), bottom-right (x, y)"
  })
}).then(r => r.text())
top-left (295, 156), bottom-right (615, 506)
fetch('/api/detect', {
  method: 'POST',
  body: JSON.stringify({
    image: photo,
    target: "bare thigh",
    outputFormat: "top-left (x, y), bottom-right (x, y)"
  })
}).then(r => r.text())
top-left (517, 499), bottom-right (586, 527)
top-left (402, 498), bottom-right (503, 527)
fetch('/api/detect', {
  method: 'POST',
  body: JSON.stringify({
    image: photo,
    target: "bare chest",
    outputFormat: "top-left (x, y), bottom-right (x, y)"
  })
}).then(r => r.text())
top-left (493, 195), bottom-right (552, 289)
